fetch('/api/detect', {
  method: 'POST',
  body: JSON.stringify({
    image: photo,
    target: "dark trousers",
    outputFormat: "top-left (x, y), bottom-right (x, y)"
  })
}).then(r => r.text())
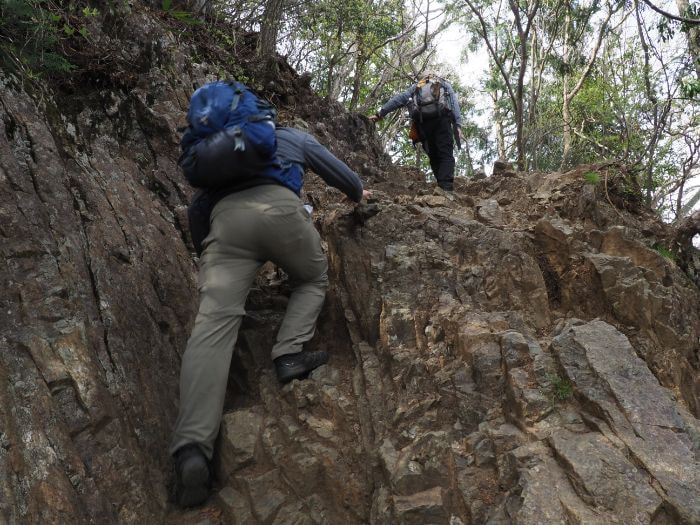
top-left (419, 115), bottom-right (455, 191)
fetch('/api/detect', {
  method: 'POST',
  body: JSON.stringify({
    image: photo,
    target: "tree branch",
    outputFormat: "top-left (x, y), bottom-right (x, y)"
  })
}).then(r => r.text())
top-left (566, 1), bottom-right (624, 104)
top-left (463, 0), bottom-right (518, 108)
top-left (640, 0), bottom-right (700, 24)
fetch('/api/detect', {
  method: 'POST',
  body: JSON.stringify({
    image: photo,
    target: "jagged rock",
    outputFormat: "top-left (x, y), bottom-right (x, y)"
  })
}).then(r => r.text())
top-left (271, 502), bottom-right (315, 525)
top-left (506, 442), bottom-right (601, 524)
top-left (467, 341), bottom-right (504, 402)
top-left (370, 486), bottom-right (393, 522)
top-left (298, 413), bottom-right (336, 440)
top-left (549, 429), bottom-right (662, 522)
top-left (308, 364), bottom-right (340, 385)
top-left (214, 486), bottom-right (255, 525)
top-left (499, 331), bottom-right (554, 423)
top-left (475, 199), bottom-right (504, 227)
top-left (552, 320), bottom-right (700, 522)
top-left (391, 432), bottom-right (452, 495)
top-left (393, 487), bottom-right (448, 525)
top-left (240, 470), bottom-right (288, 523)
top-left (505, 367), bottom-right (552, 424)
top-left (492, 159), bottom-right (513, 175)
top-left (415, 194), bottom-right (453, 208)
top-left (217, 409), bottom-right (264, 481)
top-left (473, 436), bottom-right (496, 466)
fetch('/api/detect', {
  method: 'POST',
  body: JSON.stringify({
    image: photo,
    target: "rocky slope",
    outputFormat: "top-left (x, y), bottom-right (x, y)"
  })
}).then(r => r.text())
top-left (1, 2), bottom-right (699, 524)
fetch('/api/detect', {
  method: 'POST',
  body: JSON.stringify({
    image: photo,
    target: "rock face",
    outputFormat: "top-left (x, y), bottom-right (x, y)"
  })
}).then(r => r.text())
top-left (1, 3), bottom-right (699, 525)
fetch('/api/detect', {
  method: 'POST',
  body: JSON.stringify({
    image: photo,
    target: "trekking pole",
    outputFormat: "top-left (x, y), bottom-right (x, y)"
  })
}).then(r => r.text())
top-left (452, 117), bottom-right (462, 150)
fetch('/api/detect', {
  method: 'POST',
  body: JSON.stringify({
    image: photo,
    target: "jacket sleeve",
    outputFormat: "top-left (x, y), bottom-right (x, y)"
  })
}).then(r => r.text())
top-left (445, 82), bottom-right (462, 126)
top-left (378, 85), bottom-right (416, 118)
top-left (303, 134), bottom-right (364, 202)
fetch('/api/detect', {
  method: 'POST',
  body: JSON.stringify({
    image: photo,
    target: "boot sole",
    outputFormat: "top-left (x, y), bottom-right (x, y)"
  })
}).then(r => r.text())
top-left (276, 363), bottom-right (310, 383)
top-left (176, 456), bottom-right (210, 507)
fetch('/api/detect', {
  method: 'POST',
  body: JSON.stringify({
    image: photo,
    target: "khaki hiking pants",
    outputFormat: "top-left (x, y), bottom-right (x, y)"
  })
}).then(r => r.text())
top-left (170, 184), bottom-right (328, 459)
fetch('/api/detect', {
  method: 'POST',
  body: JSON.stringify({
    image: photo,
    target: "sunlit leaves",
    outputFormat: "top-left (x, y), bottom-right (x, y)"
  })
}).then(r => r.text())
top-left (681, 76), bottom-right (700, 98)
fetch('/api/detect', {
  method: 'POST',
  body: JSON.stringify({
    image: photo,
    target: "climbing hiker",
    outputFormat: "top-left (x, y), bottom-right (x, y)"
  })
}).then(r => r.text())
top-left (370, 72), bottom-right (463, 191)
top-left (170, 81), bottom-right (369, 507)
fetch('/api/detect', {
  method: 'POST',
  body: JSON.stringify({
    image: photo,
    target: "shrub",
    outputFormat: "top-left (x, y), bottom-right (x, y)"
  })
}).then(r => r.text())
top-left (546, 373), bottom-right (573, 403)
top-left (653, 244), bottom-right (675, 260)
top-left (0, 0), bottom-right (98, 78)
top-left (583, 171), bottom-right (601, 185)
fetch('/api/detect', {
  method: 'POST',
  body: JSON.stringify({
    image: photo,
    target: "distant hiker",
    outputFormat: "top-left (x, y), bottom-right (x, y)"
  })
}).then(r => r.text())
top-left (170, 81), bottom-right (369, 508)
top-left (370, 72), bottom-right (463, 191)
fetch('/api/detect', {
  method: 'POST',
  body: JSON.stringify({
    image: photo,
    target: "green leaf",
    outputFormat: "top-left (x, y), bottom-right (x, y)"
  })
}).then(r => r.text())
top-left (62, 23), bottom-right (75, 36)
top-left (79, 26), bottom-right (89, 38)
top-left (680, 76), bottom-right (700, 99)
top-left (162, 0), bottom-right (172, 11)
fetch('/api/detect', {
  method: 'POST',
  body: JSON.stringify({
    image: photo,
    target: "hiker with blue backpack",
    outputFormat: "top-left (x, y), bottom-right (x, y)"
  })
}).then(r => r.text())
top-left (170, 80), bottom-right (368, 507)
top-left (370, 72), bottom-right (462, 191)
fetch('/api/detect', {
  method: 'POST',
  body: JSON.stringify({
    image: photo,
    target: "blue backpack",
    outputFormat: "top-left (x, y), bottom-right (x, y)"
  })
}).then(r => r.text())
top-left (179, 81), bottom-right (284, 188)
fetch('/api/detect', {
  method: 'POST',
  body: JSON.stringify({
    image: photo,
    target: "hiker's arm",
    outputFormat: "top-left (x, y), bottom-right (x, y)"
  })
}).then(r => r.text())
top-left (377, 86), bottom-right (415, 119)
top-left (303, 135), bottom-right (364, 202)
top-left (445, 83), bottom-right (462, 126)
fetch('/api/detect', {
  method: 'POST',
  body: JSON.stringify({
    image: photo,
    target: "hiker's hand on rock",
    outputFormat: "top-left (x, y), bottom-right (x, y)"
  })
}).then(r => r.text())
top-left (369, 114), bottom-right (381, 123)
top-left (362, 189), bottom-right (372, 201)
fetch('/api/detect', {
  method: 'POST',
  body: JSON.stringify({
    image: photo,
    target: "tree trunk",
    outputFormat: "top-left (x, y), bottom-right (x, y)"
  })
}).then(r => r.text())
top-left (348, 30), bottom-right (365, 111)
top-left (675, 0), bottom-right (700, 78)
top-left (490, 88), bottom-right (506, 159)
top-left (514, 32), bottom-right (526, 172)
top-left (676, 210), bottom-right (700, 237)
top-left (672, 210), bottom-right (700, 280)
top-left (496, 117), bottom-right (506, 159)
top-left (349, 56), bottom-right (365, 110)
top-left (515, 97), bottom-right (525, 170)
top-left (562, 94), bottom-right (572, 167)
top-left (529, 26), bottom-right (540, 170)
top-left (561, 10), bottom-right (572, 168)
top-left (258, 0), bottom-right (285, 61)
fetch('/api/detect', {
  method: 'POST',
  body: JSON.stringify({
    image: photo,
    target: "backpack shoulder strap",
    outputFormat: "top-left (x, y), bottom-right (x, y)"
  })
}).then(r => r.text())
top-left (228, 81), bottom-right (248, 112)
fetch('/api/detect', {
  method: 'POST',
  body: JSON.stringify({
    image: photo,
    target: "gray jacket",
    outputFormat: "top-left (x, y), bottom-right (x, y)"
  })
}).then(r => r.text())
top-left (276, 127), bottom-right (363, 202)
top-left (378, 78), bottom-right (462, 126)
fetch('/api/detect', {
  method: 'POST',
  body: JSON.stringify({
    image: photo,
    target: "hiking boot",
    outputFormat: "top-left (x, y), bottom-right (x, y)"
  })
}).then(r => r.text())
top-left (174, 443), bottom-right (210, 508)
top-left (275, 350), bottom-right (329, 383)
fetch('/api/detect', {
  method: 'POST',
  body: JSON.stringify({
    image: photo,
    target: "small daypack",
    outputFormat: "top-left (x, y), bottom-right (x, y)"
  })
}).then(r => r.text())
top-left (409, 76), bottom-right (451, 121)
top-left (178, 80), bottom-right (282, 188)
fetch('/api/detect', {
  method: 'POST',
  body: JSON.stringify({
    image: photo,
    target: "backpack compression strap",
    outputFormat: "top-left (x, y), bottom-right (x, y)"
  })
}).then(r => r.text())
top-left (229, 82), bottom-right (243, 113)
top-left (227, 80), bottom-right (277, 124)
